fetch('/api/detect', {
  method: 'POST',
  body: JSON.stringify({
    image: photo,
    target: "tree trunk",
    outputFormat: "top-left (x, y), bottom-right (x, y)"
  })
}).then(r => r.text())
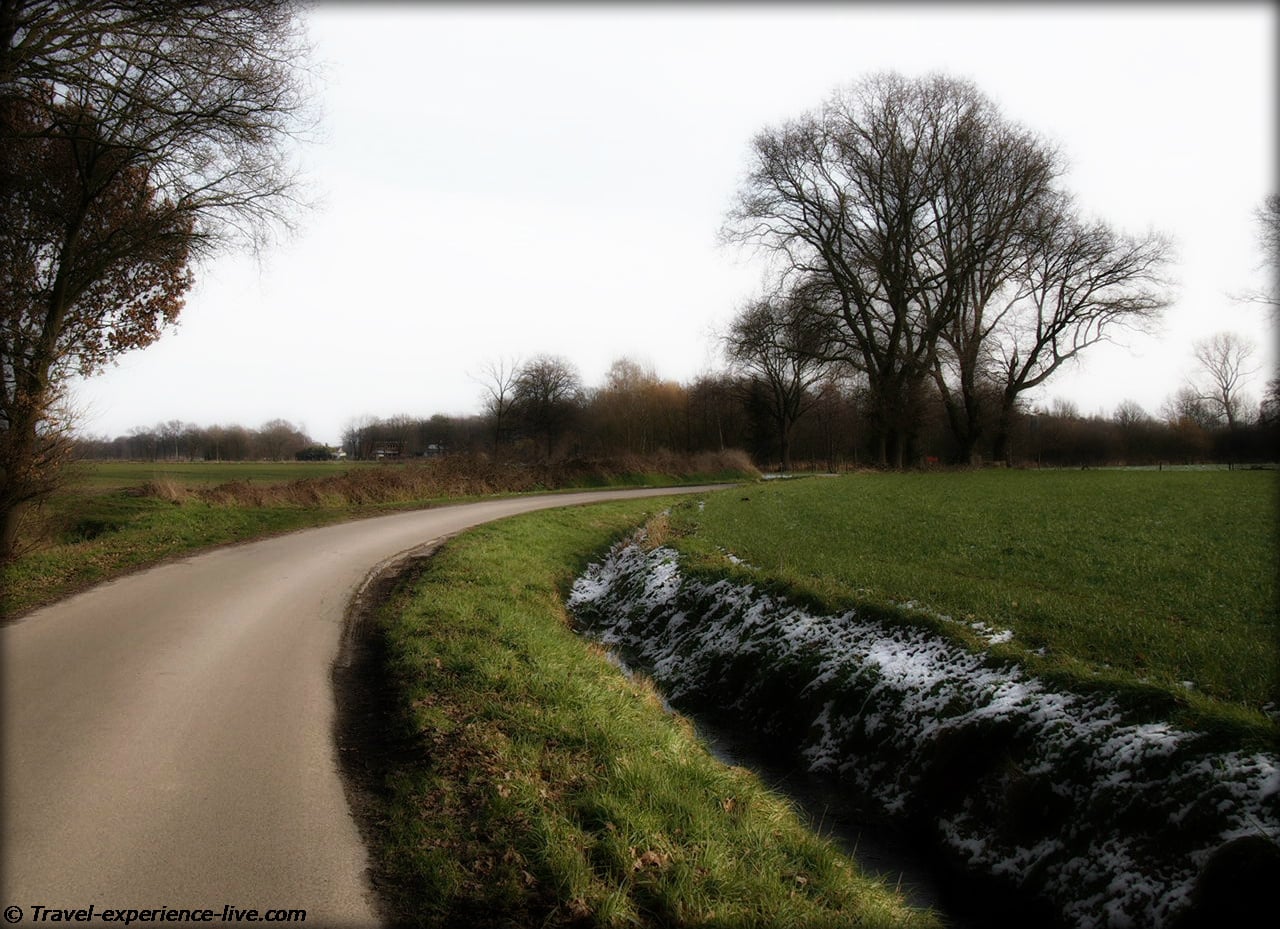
top-left (0, 501), bottom-right (26, 562)
top-left (992, 398), bottom-right (1017, 466)
top-left (0, 408), bottom-right (46, 562)
top-left (955, 434), bottom-right (979, 467)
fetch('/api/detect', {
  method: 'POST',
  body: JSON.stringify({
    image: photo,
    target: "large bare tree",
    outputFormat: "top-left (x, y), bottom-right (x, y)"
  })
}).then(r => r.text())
top-left (0, 0), bottom-right (312, 558)
top-left (1259, 194), bottom-right (1280, 279)
top-left (924, 122), bottom-right (1066, 465)
top-left (1233, 194), bottom-right (1280, 313)
top-left (726, 73), bottom-right (1060, 467)
top-left (473, 356), bottom-right (522, 459)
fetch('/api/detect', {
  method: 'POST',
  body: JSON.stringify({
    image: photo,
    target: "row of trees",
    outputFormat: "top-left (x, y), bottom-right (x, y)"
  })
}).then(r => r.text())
top-left (78, 345), bottom-right (1277, 471)
top-left (1023, 395), bottom-right (1278, 469)
top-left (344, 357), bottom-right (742, 463)
top-left (75, 418), bottom-right (315, 463)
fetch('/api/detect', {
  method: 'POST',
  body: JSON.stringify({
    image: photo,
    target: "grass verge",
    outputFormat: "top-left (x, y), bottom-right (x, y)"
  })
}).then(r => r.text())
top-left (362, 498), bottom-right (938, 929)
top-left (0, 494), bottom-right (373, 617)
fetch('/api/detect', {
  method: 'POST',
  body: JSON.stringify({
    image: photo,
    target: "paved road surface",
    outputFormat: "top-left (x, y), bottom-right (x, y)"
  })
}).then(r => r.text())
top-left (2, 487), bottom-right (723, 926)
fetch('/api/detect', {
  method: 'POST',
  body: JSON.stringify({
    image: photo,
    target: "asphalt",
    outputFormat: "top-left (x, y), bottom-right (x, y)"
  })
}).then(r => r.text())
top-left (1, 487), bottom-right (723, 927)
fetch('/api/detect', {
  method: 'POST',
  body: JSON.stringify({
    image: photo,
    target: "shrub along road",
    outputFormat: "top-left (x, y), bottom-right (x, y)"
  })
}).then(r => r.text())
top-left (0, 487), bottom-right (727, 927)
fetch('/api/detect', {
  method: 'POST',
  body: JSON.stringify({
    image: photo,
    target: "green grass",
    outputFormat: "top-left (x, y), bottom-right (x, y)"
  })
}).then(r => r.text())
top-left (1, 460), bottom-right (429, 617)
top-left (1, 460), bottom-right (377, 615)
top-left (369, 499), bottom-right (939, 928)
top-left (665, 470), bottom-right (1278, 733)
top-left (59, 458), bottom-right (369, 493)
top-left (0, 493), bottom-right (365, 617)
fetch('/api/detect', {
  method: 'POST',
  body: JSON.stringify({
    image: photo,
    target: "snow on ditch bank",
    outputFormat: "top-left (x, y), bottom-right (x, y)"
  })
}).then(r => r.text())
top-left (568, 535), bottom-right (1280, 929)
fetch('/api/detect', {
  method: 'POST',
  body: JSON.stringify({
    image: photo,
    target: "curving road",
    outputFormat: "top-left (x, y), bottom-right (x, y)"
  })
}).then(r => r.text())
top-left (1, 487), bottom-right (722, 926)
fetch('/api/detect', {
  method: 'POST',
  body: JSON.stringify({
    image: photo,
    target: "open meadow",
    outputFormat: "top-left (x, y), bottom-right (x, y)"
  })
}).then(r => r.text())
top-left (665, 469), bottom-right (1278, 731)
top-left (1, 460), bottom-right (372, 616)
top-left (58, 458), bottom-right (371, 493)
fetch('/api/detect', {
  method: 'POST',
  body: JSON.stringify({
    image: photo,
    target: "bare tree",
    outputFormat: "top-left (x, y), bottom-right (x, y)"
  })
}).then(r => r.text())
top-left (1259, 194), bottom-right (1280, 275)
top-left (985, 210), bottom-right (1170, 462)
top-left (512, 354), bottom-right (582, 459)
top-left (1114, 399), bottom-right (1151, 428)
top-left (255, 418), bottom-right (310, 461)
top-left (686, 371), bottom-right (746, 454)
top-left (587, 358), bottom-right (688, 456)
top-left (724, 290), bottom-right (836, 471)
top-left (727, 72), bottom-right (1062, 467)
top-left (158, 419), bottom-right (188, 460)
top-left (342, 414), bottom-right (378, 461)
top-left (473, 356), bottom-right (522, 459)
top-left (1233, 193), bottom-right (1280, 312)
top-left (1161, 386), bottom-right (1216, 430)
top-left (1258, 377), bottom-right (1280, 428)
top-left (1, 1), bottom-right (312, 558)
top-left (1191, 331), bottom-right (1257, 430)
top-left (726, 71), bottom-right (1172, 469)
top-left (926, 119), bottom-right (1063, 465)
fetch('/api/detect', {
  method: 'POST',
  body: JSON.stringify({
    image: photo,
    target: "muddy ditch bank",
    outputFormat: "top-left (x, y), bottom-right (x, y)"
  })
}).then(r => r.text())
top-left (567, 536), bottom-right (1280, 929)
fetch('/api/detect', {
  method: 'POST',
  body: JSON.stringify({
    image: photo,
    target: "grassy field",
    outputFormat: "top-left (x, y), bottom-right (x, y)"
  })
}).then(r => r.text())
top-left (58, 458), bottom-right (370, 493)
top-left (1, 462), bottom-right (385, 617)
top-left (664, 469), bottom-right (1278, 732)
top-left (366, 499), bottom-right (938, 928)
top-left (366, 469), bottom-right (1279, 927)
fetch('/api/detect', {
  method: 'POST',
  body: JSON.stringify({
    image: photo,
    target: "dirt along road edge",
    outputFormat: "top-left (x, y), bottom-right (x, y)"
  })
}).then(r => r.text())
top-left (1, 486), bottom-right (729, 927)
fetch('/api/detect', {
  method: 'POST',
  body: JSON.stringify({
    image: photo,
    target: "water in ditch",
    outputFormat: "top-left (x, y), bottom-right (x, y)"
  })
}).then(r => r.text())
top-left (598, 653), bottom-right (1056, 929)
top-left (688, 715), bottom-right (991, 928)
top-left (688, 709), bottom-right (1066, 928)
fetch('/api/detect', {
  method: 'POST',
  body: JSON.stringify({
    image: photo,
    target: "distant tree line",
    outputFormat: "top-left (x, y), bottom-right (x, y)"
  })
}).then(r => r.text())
top-left (74, 348), bottom-right (1278, 470)
top-left (343, 356), bottom-right (749, 464)
top-left (75, 418), bottom-right (315, 463)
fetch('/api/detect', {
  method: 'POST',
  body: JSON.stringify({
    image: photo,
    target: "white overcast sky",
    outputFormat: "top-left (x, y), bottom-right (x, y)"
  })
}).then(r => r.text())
top-left (71, 2), bottom-right (1276, 446)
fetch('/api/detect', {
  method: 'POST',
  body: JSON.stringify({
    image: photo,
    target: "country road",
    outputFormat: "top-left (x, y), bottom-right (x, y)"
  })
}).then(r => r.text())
top-left (1, 486), bottom-right (724, 927)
